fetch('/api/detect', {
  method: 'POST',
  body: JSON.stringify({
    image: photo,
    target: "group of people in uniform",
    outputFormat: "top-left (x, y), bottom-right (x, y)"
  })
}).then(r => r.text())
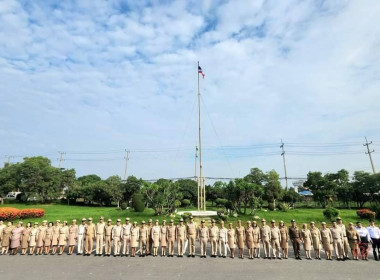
top-left (0, 216), bottom-right (379, 262)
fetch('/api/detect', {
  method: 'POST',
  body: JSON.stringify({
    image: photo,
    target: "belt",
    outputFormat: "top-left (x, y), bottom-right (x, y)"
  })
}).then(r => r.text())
top-left (78, 233), bottom-right (84, 235)
top-left (123, 234), bottom-right (130, 236)
top-left (96, 233), bottom-right (104, 235)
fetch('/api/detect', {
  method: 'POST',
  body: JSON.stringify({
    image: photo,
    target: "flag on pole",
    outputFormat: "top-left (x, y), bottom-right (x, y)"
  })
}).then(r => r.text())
top-left (198, 65), bottom-right (205, 78)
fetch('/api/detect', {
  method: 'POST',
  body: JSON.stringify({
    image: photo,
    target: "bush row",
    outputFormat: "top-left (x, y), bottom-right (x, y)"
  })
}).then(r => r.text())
top-left (0, 207), bottom-right (45, 221)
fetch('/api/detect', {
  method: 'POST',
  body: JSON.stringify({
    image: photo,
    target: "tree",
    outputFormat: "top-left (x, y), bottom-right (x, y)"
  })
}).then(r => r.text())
top-left (0, 163), bottom-right (22, 198)
top-left (282, 189), bottom-right (301, 206)
top-left (177, 179), bottom-right (198, 205)
top-left (105, 175), bottom-right (123, 208)
top-left (121, 176), bottom-right (143, 206)
top-left (351, 171), bottom-right (378, 208)
top-left (304, 171), bottom-right (334, 208)
top-left (77, 174), bottom-right (101, 186)
top-left (263, 170), bottom-right (283, 207)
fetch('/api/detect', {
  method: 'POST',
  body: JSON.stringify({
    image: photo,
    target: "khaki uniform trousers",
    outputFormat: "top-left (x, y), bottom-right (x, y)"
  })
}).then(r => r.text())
top-left (210, 237), bottom-right (218, 254)
top-left (84, 235), bottom-right (94, 254)
top-left (219, 238), bottom-right (227, 256)
top-left (77, 234), bottom-right (84, 254)
top-left (271, 238), bottom-right (281, 257)
top-left (177, 238), bottom-right (185, 255)
top-left (262, 239), bottom-right (270, 257)
top-left (168, 237), bottom-right (175, 255)
top-left (200, 238), bottom-right (208, 256)
top-left (96, 234), bottom-right (104, 255)
top-left (113, 237), bottom-right (121, 255)
top-left (105, 236), bottom-right (111, 255)
top-left (122, 235), bottom-right (130, 255)
top-left (342, 237), bottom-right (350, 257)
top-left (333, 238), bottom-right (344, 258)
top-left (140, 238), bottom-right (147, 253)
top-left (188, 234), bottom-right (196, 255)
top-left (291, 238), bottom-right (301, 258)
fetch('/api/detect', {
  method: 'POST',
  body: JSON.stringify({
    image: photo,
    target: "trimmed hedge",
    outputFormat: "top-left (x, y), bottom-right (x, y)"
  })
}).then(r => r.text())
top-left (0, 207), bottom-right (45, 221)
top-left (357, 209), bottom-right (376, 220)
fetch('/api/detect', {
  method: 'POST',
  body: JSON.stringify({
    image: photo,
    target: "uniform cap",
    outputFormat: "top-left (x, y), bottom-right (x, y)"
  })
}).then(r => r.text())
top-left (18, 221), bottom-right (23, 224)
top-left (162, 220), bottom-right (166, 223)
top-left (291, 219), bottom-right (296, 222)
top-left (170, 220), bottom-right (174, 223)
top-left (56, 220), bottom-right (61, 223)
top-left (271, 220), bottom-right (275, 223)
top-left (116, 219), bottom-right (121, 222)
top-left (34, 222), bottom-right (39, 225)
top-left (133, 221), bottom-right (137, 224)
top-left (348, 222), bottom-right (353, 225)
top-left (155, 220), bottom-right (159, 222)
top-left (310, 221), bottom-right (315, 224)
top-left (43, 220), bottom-right (47, 223)
top-left (81, 218), bottom-right (86, 221)
top-left (201, 220), bottom-right (205, 223)
top-left (88, 218), bottom-right (93, 221)
top-left (63, 221), bottom-right (67, 224)
top-left (179, 218), bottom-right (184, 222)
top-left (100, 217), bottom-right (104, 220)
top-left (229, 222), bottom-right (232, 225)
top-left (125, 218), bottom-right (130, 221)
top-left (142, 221), bottom-right (146, 224)
top-left (212, 219), bottom-right (215, 223)
top-left (72, 219), bottom-right (77, 222)
top-left (252, 221), bottom-right (257, 224)
top-left (321, 222), bottom-right (326, 225)
top-left (261, 219), bottom-right (266, 222)
top-left (189, 216), bottom-right (193, 219)
top-left (148, 219), bottom-right (152, 223)
top-left (108, 219), bottom-right (112, 222)
top-left (246, 221), bottom-right (251, 223)
top-left (279, 221), bottom-right (284, 224)
top-left (336, 217), bottom-right (342, 220)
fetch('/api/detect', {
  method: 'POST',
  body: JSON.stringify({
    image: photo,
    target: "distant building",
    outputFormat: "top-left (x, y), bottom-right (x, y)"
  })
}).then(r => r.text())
top-left (292, 180), bottom-right (305, 193)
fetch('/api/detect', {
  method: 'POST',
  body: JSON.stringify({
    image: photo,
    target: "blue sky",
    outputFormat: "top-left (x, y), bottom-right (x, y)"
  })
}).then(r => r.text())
top-left (0, 0), bottom-right (379, 184)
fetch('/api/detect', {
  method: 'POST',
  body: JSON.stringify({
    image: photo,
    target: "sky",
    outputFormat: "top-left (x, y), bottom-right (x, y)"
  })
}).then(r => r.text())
top-left (0, 0), bottom-right (379, 185)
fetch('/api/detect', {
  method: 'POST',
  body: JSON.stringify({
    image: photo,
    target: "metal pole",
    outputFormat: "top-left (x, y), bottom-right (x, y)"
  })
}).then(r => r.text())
top-left (197, 61), bottom-right (204, 211)
top-left (280, 139), bottom-right (289, 190)
top-left (364, 137), bottom-right (376, 174)
top-left (124, 150), bottom-right (130, 180)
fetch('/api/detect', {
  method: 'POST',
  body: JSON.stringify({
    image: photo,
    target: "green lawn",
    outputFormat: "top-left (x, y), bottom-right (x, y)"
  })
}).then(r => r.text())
top-left (0, 203), bottom-right (372, 227)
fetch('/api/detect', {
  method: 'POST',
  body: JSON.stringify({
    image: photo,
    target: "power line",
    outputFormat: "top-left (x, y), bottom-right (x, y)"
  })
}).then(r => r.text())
top-left (363, 137), bottom-right (376, 174)
top-left (58, 151), bottom-right (65, 168)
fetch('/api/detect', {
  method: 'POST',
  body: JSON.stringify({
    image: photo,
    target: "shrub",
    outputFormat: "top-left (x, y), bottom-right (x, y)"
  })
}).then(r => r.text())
top-left (214, 215), bottom-right (228, 222)
top-left (215, 198), bottom-right (228, 207)
top-left (268, 203), bottom-right (275, 211)
top-left (120, 202), bottom-right (127, 210)
top-left (323, 207), bottom-right (339, 221)
top-left (278, 203), bottom-right (290, 212)
top-left (369, 205), bottom-right (380, 219)
top-left (132, 193), bottom-right (145, 212)
top-left (181, 212), bottom-right (192, 223)
top-left (19, 209), bottom-right (45, 219)
top-left (181, 199), bottom-right (191, 207)
top-left (0, 207), bottom-right (45, 220)
top-left (357, 209), bottom-right (376, 220)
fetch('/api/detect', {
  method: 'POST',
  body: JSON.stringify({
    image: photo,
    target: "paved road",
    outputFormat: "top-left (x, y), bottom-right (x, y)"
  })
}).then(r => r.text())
top-left (1, 254), bottom-right (380, 280)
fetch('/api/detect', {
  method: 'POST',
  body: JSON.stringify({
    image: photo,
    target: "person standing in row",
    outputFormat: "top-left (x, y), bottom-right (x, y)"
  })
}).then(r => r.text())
top-left (270, 220), bottom-right (281, 259)
top-left (236, 220), bottom-right (245, 259)
top-left (21, 222), bottom-right (32, 255)
top-left (330, 221), bottom-right (344, 261)
top-left (139, 221), bottom-right (148, 257)
top-left (186, 216), bottom-right (197, 258)
top-left (356, 221), bottom-right (371, 260)
top-left (112, 219), bottom-right (122, 256)
top-left (160, 220), bottom-right (167, 256)
top-left (0, 221), bottom-right (5, 251)
top-left (10, 221), bottom-right (23, 255)
top-left (198, 220), bottom-right (209, 258)
top-left (245, 221), bottom-right (254, 259)
top-left (337, 217), bottom-right (350, 260)
top-left (147, 219), bottom-right (153, 256)
top-left (310, 222), bottom-right (321, 260)
top-left (58, 221), bottom-right (69, 255)
top-left (28, 222), bottom-right (38, 255)
top-left (151, 220), bottom-right (161, 257)
top-left (367, 219), bottom-right (380, 261)
top-left (167, 220), bottom-right (176, 257)
top-left (122, 218), bottom-right (131, 256)
top-left (44, 222), bottom-right (54, 255)
top-left (218, 221), bottom-right (227, 258)
top-left (289, 219), bottom-right (302, 260)
top-left (36, 220), bottom-right (47, 255)
top-left (130, 222), bottom-right (139, 257)
top-left (279, 221), bottom-right (288, 259)
top-left (68, 219), bottom-right (78, 255)
top-left (320, 222), bottom-right (333, 260)
top-left (95, 217), bottom-right (105, 256)
top-left (77, 218), bottom-right (86, 255)
top-left (51, 220), bottom-right (60, 255)
top-left (301, 223), bottom-right (312, 260)
top-left (176, 218), bottom-right (186, 257)
top-left (252, 221), bottom-right (260, 258)
top-left (260, 219), bottom-right (271, 259)
top-left (227, 223), bottom-right (236, 258)
top-left (209, 220), bottom-right (219, 257)
top-left (346, 222), bottom-right (360, 260)
top-left (84, 218), bottom-right (95, 256)
top-left (104, 219), bottom-right (113, 256)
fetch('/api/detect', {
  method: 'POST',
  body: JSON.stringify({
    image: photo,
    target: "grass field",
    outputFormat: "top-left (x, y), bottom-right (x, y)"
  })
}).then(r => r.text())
top-left (1, 203), bottom-right (373, 227)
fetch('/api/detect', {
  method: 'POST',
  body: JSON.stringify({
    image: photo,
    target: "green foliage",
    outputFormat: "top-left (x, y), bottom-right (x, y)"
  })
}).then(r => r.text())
top-left (181, 199), bottom-right (191, 207)
top-left (323, 207), bottom-right (339, 221)
top-left (215, 198), bottom-right (228, 207)
top-left (356, 209), bottom-right (376, 220)
top-left (278, 202), bottom-right (290, 212)
top-left (120, 202), bottom-right (127, 210)
top-left (370, 205), bottom-right (380, 219)
top-left (282, 189), bottom-right (301, 205)
top-left (132, 193), bottom-right (145, 212)
top-left (181, 212), bottom-right (192, 222)
top-left (177, 179), bottom-right (198, 205)
top-left (121, 176), bottom-right (143, 205)
top-left (268, 202), bottom-right (275, 211)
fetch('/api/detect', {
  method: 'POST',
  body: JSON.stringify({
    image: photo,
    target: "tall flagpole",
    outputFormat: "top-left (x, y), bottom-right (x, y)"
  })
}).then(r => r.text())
top-left (197, 61), bottom-right (205, 211)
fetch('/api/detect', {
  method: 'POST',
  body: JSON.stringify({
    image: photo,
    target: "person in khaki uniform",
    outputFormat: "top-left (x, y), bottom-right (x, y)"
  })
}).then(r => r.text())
top-left (122, 218), bottom-right (131, 256)
top-left (198, 220), bottom-right (209, 258)
top-left (104, 219), bottom-right (113, 256)
top-left (289, 219), bottom-right (302, 260)
top-left (58, 221), bottom-right (69, 255)
top-left (209, 219), bottom-right (219, 257)
top-left (236, 220), bottom-right (245, 259)
top-left (84, 218), bottom-right (96, 256)
top-left (2, 222), bottom-right (14, 255)
top-left (320, 222), bottom-right (333, 260)
top-left (310, 221), bottom-right (322, 260)
top-left (270, 220), bottom-right (281, 259)
top-left (260, 219), bottom-right (271, 259)
top-left (151, 220), bottom-right (161, 257)
top-left (67, 219), bottom-right (78, 255)
top-left (0, 221), bottom-right (6, 249)
top-left (36, 220), bottom-right (48, 255)
top-left (44, 222), bottom-right (54, 255)
top-left (139, 221), bottom-right (148, 257)
top-left (160, 220), bottom-right (167, 256)
top-left (346, 222), bottom-right (360, 260)
top-left (337, 217), bottom-right (350, 260)
top-left (279, 221), bottom-right (288, 259)
top-left (77, 218), bottom-right (86, 255)
top-left (186, 216), bottom-right (197, 257)
top-left (227, 223), bottom-right (236, 258)
top-left (176, 218), bottom-right (186, 257)
top-left (330, 221), bottom-right (344, 261)
top-left (146, 219), bottom-right (153, 255)
top-left (218, 221), bottom-right (227, 258)
top-left (51, 220), bottom-right (61, 255)
top-left (112, 219), bottom-right (123, 257)
top-left (245, 221), bottom-right (254, 259)
top-left (130, 222), bottom-right (139, 257)
top-left (301, 223), bottom-right (312, 260)
top-left (252, 221), bottom-right (261, 258)
top-left (28, 222), bottom-right (38, 255)
top-left (95, 217), bottom-right (105, 256)
top-left (21, 222), bottom-right (32, 255)
top-left (167, 220), bottom-right (176, 257)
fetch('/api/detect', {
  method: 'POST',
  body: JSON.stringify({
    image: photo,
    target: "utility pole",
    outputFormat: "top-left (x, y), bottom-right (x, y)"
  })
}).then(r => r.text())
top-left (5, 155), bottom-right (14, 165)
top-left (363, 137), bottom-right (376, 174)
top-left (58, 151), bottom-right (65, 169)
top-left (194, 145), bottom-right (199, 210)
top-left (123, 150), bottom-right (130, 180)
top-left (280, 139), bottom-right (289, 190)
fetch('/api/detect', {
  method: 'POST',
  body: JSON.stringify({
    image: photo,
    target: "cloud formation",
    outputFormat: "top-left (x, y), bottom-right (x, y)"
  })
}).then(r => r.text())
top-left (1, 0), bottom-right (379, 183)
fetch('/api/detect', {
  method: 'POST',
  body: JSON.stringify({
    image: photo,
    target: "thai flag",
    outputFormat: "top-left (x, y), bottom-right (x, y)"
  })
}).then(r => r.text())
top-left (198, 66), bottom-right (205, 78)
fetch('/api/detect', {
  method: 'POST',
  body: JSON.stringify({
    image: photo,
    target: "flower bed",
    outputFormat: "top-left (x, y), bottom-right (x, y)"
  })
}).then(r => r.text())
top-left (0, 207), bottom-right (45, 221)
top-left (356, 209), bottom-right (376, 220)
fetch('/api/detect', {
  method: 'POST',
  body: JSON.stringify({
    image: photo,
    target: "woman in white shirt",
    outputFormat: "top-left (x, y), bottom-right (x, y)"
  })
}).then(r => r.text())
top-left (355, 221), bottom-right (371, 261)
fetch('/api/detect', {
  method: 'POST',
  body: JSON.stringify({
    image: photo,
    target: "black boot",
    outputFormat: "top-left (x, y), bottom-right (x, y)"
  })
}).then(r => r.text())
top-left (374, 251), bottom-right (378, 261)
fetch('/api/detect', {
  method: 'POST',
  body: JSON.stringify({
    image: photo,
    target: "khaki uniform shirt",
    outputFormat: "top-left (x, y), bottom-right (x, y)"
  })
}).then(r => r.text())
top-left (337, 224), bottom-right (347, 237)
top-left (330, 227), bottom-right (343, 240)
top-left (112, 225), bottom-right (122, 238)
top-left (209, 226), bottom-right (219, 239)
top-left (85, 224), bottom-right (96, 237)
top-left (105, 225), bottom-right (113, 236)
top-left (176, 225), bottom-right (186, 240)
top-left (96, 223), bottom-right (105, 236)
top-left (270, 226), bottom-right (281, 240)
top-left (289, 226), bottom-right (301, 240)
top-left (186, 222), bottom-right (197, 236)
top-left (122, 224), bottom-right (131, 237)
top-left (260, 225), bottom-right (271, 241)
top-left (167, 225), bottom-right (176, 239)
top-left (198, 227), bottom-right (209, 239)
top-left (139, 226), bottom-right (148, 241)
